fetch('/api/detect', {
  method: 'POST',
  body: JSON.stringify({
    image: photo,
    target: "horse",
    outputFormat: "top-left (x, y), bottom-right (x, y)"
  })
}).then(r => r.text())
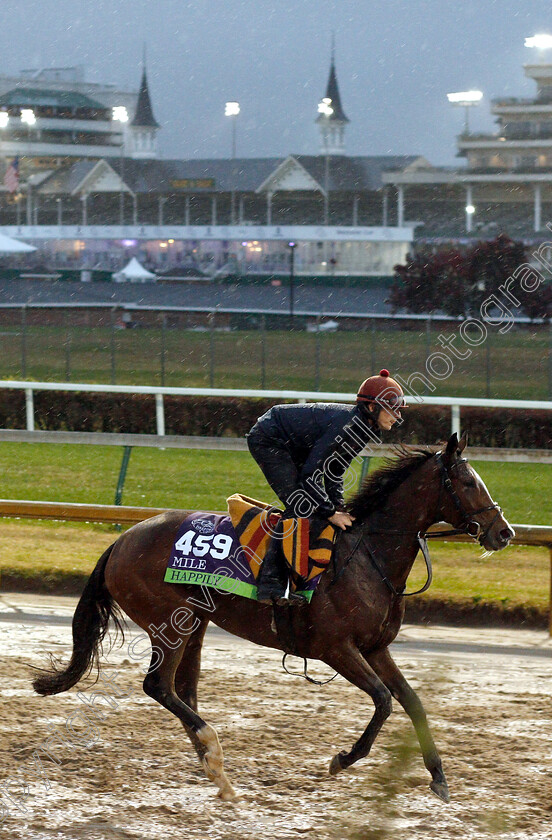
top-left (33, 432), bottom-right (514, 804)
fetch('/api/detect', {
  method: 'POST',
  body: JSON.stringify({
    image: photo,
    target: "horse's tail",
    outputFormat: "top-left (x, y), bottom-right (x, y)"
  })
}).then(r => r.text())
top-left (33, 542), bottom-right (125, 696)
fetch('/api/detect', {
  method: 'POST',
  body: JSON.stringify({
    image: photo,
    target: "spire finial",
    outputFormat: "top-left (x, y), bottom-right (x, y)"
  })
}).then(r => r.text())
top-left (142, 42), bottom-right (147, 68)
top-left (331, 31), bottom-right (335, 64)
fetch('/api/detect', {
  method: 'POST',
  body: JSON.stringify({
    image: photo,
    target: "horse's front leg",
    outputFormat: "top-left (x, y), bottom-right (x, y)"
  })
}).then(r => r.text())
top-left (324, 643), bottom-right (393, 775)
top-left (367, 647), bottom-right (450, 803)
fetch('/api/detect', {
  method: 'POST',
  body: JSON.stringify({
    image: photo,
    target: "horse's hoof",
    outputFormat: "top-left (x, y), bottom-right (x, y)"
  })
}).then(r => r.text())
top-left (217, 785), bottom-right (239, 802)
top-left (430, 779), bottom-right (450, 803)
top-left (329, 753), bottom-right (344, 776)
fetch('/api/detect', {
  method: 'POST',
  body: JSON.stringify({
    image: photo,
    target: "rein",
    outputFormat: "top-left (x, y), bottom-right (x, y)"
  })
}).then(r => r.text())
top-left (362, 532), bottom-right (433, 597)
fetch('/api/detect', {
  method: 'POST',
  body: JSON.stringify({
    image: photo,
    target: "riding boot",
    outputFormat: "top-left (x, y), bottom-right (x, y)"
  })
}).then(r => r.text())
top-left (256, 521), bottom-right (288, 604)
top-left (256, 519), bottom-right (308, 607)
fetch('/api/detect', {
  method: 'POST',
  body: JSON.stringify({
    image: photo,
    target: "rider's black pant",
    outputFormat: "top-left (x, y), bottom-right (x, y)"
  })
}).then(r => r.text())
top-left (246, 432), bottom-right (300, 513)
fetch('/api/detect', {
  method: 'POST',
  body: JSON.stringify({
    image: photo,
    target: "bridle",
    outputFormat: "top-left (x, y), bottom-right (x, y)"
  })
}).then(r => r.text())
top-left (335, 449), bottom-right (504, 598)
top-left (431, 451), bottom-right (503, 545)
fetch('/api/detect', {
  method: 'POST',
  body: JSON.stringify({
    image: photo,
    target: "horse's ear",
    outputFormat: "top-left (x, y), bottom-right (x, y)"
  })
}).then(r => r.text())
top-left (444, 433), bottom-right (458, 459)
top-left (458, 431), bottom-right (468, 453)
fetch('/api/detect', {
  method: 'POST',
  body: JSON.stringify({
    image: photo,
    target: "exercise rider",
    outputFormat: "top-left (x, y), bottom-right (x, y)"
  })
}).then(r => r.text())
top-left (246, 369), bottom-right (405, 605)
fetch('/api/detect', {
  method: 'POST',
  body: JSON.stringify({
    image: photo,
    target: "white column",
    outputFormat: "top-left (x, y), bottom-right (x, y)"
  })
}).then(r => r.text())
top-left (26, 186), bottom-right (32, 225)
top-left (158, 196), bottom-right (166, 226)
top-left (534, 184), bottom-right (542, 232)
top-left (185, 196), bottom-right (190, 226)
top-left (352, 194), bottom-right (359, 226)
top-left (81, 194), bottom-right (88, 225)
top-left (465, 185), bottom-right (473, 233)
top-left (132, 195), bottom-right (138, 225)
top-left (211, 196), bottom-right (217, 225)
top-left (238, 195), bottom-right (245, 223)
top-left (382, 188), bottom-right (389, 226)
top-left (397, 185), bottom-right (404, 227)
top-left (266, 191), bottom-right (273, 225)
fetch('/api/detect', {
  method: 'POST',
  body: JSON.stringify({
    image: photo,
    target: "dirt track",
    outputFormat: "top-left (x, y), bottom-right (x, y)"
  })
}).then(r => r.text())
top-left (1, 595), bottom-right (552, 840)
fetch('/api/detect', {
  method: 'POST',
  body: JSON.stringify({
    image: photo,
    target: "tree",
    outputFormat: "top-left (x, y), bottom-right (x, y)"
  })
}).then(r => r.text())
top-left (389, 250), bottom-right (467, 315)
top-left (389, 235), bottom-right (552, 320)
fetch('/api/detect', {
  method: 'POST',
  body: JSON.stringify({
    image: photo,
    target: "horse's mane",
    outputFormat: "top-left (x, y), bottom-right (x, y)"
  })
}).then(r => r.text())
top-left (347, 445), bottom-right (437, 520)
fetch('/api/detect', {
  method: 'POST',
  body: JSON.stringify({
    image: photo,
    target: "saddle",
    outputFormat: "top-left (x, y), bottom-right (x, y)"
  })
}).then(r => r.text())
top-left (227, 494), bottom-right (336, 599)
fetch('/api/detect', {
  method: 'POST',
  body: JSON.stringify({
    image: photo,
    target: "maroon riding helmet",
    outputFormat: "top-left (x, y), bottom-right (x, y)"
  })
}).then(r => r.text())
top-left (356, 369), bottom-right (406, 416)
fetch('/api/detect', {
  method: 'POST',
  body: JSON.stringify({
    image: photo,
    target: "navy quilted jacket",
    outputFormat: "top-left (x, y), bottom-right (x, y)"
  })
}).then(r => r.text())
top-left (247, 403), bottom-right (378, 515)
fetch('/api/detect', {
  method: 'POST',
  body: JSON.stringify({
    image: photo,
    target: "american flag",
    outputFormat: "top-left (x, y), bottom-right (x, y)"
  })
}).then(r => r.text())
top-left (4, 157), bottom-right (19, 193)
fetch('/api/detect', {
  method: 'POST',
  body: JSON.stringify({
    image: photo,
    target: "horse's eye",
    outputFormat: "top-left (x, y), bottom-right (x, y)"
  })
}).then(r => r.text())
top-left (462, 479), bottom-right (477, 489)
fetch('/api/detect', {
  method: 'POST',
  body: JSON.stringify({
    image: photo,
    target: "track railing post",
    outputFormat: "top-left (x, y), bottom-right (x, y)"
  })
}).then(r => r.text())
top-left (115, 446), bottom-right (133, 507)
top-left (155, 393), bottom-right (165, 437)
top-left (25, 388), bottom-right (34, 431)
top-left (359, 455), bottom-right (371, 488)
top-left (451, 405), bottom-right (460, 437)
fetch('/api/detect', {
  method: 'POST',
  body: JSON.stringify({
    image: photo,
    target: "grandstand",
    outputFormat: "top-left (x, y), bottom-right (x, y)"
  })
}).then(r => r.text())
top-left (2, 46), bottom-right (552, 283)
top-left (384, 55), bottom-right (552, 241)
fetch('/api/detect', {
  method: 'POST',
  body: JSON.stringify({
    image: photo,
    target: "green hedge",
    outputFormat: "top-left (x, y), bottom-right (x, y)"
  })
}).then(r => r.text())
top-left (0, 390), bottom-right (550, 447)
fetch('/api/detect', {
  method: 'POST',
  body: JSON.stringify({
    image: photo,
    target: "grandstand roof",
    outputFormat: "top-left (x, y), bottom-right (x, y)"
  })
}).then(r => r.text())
top-left (296, 155), bottom-right (420, 191)
top-left (0, 87), bottom-right (105, 110)
top-left (35, 154), bottom-right (423, 196)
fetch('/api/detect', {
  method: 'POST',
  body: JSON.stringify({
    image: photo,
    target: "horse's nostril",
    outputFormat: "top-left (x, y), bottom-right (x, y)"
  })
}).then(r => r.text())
top-left (500, 528), bottom-right (514, 542)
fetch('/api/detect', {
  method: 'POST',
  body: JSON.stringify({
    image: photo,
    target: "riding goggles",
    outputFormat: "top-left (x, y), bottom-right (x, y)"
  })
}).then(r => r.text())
top-left (372, 394), bottom-right (407, 412)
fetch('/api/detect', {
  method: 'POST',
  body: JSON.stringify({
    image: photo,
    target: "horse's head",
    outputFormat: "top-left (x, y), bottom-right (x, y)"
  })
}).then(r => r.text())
top-left (436, 432), bottom-right (515, 551)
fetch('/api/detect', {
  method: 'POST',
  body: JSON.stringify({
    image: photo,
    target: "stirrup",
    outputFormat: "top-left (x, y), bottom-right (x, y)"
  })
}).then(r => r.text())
top-left (286, 592), bottom-right (308, 607)
top-left (273, 592), bottom-right (308, 607)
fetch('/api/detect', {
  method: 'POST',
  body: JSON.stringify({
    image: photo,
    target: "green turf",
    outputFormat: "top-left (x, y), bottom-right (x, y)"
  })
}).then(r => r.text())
top-left (2, 324), bottom-right (551, 398)
top-left (0, 444), bottom-right (549, 613)
top-left (0, 443), bottom-right (549, 523)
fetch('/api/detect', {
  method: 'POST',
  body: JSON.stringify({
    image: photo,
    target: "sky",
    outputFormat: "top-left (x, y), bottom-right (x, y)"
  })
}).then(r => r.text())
top-left (4, 0), bottom-right (552, 165)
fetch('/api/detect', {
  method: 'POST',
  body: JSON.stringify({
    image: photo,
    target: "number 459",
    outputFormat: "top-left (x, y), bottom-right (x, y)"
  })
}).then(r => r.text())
top-left (174, 529), bottom-right (233, 560)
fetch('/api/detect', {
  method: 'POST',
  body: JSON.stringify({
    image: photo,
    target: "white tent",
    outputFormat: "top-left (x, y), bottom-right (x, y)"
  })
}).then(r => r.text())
top-left (112, 257), bottom-right (157, 283)
top-left (0, 233), bottom-right (36, 253)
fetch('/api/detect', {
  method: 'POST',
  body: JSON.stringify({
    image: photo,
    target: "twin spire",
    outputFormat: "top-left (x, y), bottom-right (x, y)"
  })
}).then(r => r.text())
top-left (132, 60), bottom-right (159, 128)
top-left (129, 52), bottom-right (160, 158)
top-left (316, 41), bottom-right (349, 155)
top-left (131, 43), bottom-right (348, 158)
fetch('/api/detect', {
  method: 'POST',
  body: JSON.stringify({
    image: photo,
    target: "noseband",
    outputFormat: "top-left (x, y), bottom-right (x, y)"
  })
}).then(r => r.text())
top-left (431, 452), bottom-right (503, 544)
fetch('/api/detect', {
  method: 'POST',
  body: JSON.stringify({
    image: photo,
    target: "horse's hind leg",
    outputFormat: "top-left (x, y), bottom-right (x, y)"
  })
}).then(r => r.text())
top-left (174, 617), bottom-right (209, 712)
top-left (367, 647), bottom-right (449, 803)
top-left (143, 636), bottom-right (236, 801)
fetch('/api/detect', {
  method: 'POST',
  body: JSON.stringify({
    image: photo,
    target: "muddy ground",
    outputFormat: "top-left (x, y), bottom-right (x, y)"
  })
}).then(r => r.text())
top-left (1, 595), bottom-right (551, 840)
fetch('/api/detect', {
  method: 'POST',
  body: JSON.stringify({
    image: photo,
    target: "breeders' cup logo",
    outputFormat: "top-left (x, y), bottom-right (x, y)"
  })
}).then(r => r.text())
top-left (191, 519), bottom-right (215, 535)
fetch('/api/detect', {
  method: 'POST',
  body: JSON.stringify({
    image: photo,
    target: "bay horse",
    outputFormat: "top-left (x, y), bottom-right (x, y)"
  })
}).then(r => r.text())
top-left (33, 432), bottom-right (514, 803)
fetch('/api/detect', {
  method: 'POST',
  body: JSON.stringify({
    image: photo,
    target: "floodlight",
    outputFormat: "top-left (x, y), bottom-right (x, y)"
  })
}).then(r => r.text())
top-left (446, 91), bottom-right (483, 105)
top-left (112, 106), bottom-right (129, 123)
top-left (20, 109), bottom-right (36, 125)
top-left (525, 34), bottom-right (552, 50)
top-left (225, 101), bottom-right (240, 117)
top-left (317, 97), bottom-right (334, 117)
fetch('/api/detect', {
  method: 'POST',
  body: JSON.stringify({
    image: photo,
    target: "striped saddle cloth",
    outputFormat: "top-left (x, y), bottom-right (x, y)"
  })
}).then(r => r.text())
top-left (227, 493), bottom-right (336, 598)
